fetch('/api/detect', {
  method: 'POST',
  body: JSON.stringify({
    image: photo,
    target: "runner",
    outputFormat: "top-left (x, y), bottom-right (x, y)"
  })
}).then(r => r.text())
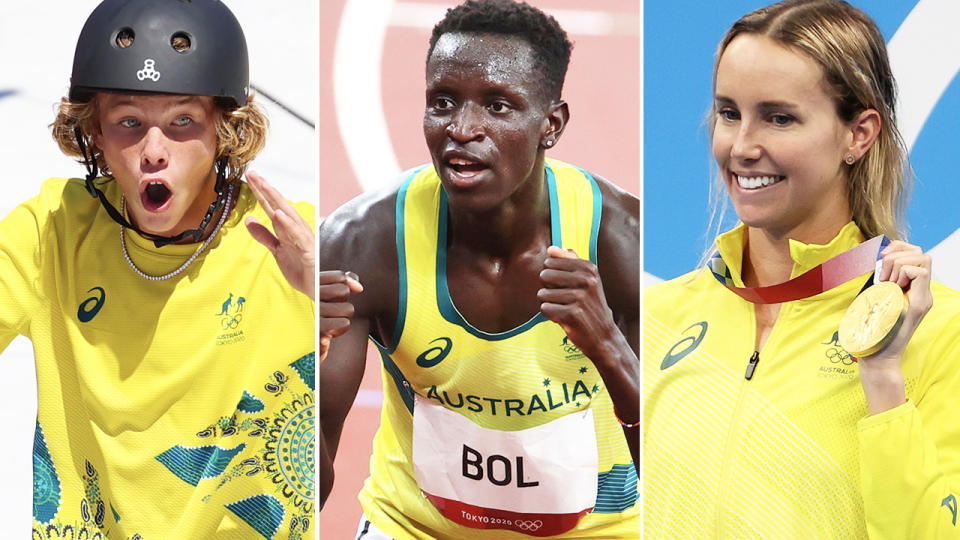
top-left (318, 0), bottom-right (639, 537)
top-left (644, 1), bottom-right (960, 537)
top-left (4, 0), bottom-right (316, 536)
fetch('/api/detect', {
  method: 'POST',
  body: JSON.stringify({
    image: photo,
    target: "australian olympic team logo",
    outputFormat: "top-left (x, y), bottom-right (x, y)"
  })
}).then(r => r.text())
top-left (215, 292), bottom-right (247, 345)
top-left (217, 292), bottom-right (246, 328)
top-left (561, 336), bottom-right (585, 360)
top-left (136, 58), bottom-right (161, 82)
top-left (816, 331), bottom-right (857, 380)
top-left (822, 331), bottom-right (855, 366)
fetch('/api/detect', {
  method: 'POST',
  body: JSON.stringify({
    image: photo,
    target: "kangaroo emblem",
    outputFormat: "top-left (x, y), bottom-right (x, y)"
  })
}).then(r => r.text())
top-left (217, 293), bottom-right (234, 316)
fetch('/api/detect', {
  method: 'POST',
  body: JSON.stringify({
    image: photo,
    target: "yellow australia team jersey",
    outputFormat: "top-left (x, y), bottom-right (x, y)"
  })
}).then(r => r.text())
top-left (644, 222), bottom-right (960, 539)
top-left (358, 159), bottom-right (639, 539)
top-left (0, 177), bottom-right (315, 539)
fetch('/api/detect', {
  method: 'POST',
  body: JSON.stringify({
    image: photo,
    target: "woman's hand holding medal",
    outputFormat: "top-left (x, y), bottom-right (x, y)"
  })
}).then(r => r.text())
top-left (845, 240), bottom-right (934, 414)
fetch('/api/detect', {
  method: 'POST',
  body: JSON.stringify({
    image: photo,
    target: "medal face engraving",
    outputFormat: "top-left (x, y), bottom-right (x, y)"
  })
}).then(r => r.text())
top-left (838, 281), bottom-right (907, 357)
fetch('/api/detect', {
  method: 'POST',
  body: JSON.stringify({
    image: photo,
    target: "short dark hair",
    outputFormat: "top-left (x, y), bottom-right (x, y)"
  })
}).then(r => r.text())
top-left (427, 0), bottom-right (572, 101)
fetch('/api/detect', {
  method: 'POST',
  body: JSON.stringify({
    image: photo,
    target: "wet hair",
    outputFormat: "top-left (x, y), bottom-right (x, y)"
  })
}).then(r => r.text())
top-left (50, 94), bottom-right (268, 185)
top-left (707, 0), bottom-right (909, 242)
top-left (427, 0), bottom-right (572, 101)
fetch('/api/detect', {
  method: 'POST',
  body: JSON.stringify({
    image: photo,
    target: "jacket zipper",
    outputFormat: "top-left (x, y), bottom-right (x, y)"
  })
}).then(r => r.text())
top-left (744, 351), bottom-right (760, 380)
top-left (718, 310), bottom-right (770, 531)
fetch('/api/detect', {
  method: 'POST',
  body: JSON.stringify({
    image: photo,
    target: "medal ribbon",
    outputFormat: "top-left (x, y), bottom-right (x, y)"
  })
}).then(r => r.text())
top-left (708, 235), bottom-right (890, 304)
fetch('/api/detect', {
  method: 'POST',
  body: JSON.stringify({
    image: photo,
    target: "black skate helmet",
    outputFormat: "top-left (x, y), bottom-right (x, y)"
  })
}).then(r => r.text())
top-left (69, 0), bottom-right (249, 247)
top-left (70, 0), bottom-right (248, 106)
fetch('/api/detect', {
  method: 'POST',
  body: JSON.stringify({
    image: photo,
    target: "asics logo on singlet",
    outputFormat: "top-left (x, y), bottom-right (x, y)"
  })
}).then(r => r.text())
top-left (417, 337), bottom-right (453, 368)
top-left (660, 321), bottom-right (707, 370)
top-left (77, 287), bottom-right (106, 323)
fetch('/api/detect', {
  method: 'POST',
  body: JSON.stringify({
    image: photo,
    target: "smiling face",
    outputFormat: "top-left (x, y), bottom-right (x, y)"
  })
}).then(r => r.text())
top-left (94, 94), bottom-right (219, 238)
top-left (713, 34), bottom-right (854, 241)
top-left (423, 32), bottom-right (558, 213)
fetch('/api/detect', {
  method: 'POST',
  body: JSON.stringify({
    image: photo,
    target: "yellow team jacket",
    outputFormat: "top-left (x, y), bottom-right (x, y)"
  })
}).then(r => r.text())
top-left (644, 221), bottom-right (960, 539)
top-left (358, 160), bottom-right (640, 539)
top-left (0, 177), bottom-right (315, 539)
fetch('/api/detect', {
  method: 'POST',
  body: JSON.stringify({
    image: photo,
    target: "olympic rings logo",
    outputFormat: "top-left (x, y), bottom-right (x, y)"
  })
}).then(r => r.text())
top-left (826, 346), bottom-right (855, 366)
top-left (515, 520), bottom-right (543, 532)
top-left (222, 313), bottom-right (243, 330)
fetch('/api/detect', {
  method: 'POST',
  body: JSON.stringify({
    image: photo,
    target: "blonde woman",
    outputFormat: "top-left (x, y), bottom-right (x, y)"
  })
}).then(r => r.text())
top-left (644, 0), bottom-right (960, 537)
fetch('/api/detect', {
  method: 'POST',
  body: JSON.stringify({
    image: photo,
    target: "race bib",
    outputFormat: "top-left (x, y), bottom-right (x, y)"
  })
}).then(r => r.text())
top-left (412, 394), bottom-right (598, 537)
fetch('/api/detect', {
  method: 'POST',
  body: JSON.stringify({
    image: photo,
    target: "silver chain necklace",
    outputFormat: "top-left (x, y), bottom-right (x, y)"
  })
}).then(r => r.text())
top-left (120, 186), bottom-right (233, 281)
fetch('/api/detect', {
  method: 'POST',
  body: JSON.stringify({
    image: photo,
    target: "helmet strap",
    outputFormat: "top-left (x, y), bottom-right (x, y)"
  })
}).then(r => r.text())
top-left (74, 127), bottom-right (231, 248)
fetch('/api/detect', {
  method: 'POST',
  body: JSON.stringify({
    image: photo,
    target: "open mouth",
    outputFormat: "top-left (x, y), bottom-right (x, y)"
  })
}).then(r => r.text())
top-left (141, 181), bottom-right (173, 212)
top-left (448, 157), bottom-right (488, 176)
top-left (736, 174), bottom-right (785, 190)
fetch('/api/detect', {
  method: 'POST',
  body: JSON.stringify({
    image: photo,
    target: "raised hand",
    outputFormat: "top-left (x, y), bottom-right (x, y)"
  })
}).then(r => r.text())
top-left (318, 270), bottom-right (363, 363)
top-left (538, 245), bottom-right (621, 363)
top-left (244, 171), bottom-right (315, 300)
top-left (860, 240), bottom-right (934, 414)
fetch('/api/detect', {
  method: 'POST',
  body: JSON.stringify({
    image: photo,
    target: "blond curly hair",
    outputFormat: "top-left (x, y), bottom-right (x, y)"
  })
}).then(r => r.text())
top-left (50, 94), bottom-right (268, 184)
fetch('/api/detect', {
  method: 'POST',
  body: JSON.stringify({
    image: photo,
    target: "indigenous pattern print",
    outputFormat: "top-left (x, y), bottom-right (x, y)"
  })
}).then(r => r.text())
top-left (10, 180), bottom-right (315, 537)
top-left (32, 458), bottom-right (143, 539)
top-left (225, 494), bottom-right (286, 539)
top-left (33, 422), bottom-right (61, 524)
top-left (162, 354), bottom-right (315, 538)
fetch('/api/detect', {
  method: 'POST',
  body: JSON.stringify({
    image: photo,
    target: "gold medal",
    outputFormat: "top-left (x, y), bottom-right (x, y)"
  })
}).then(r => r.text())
top-left (838, 281), bottom-right (907, 358)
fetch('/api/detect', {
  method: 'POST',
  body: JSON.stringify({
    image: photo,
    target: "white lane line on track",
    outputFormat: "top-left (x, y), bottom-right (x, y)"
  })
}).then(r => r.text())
top-left (354, 389), bottom-right (385, 408)
top-left (391, 2), bottom-right (639, 36)
top-left (334, 0), bottom-right (402, 192)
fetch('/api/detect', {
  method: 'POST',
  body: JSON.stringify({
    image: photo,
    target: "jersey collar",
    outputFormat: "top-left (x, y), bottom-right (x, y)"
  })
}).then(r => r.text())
top-left (714, 221), bottom-right (865, 287)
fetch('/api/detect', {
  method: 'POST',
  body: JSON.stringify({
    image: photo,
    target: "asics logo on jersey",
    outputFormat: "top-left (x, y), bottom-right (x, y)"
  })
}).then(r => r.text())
top-left (417, 337), bottom-right (453, 368)
top-left (942, 494), bottom-right (958, 526)
top-left (661, 321), bottom-right (707, 370)
top-left (77, 287), bottom-right (106, 323)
